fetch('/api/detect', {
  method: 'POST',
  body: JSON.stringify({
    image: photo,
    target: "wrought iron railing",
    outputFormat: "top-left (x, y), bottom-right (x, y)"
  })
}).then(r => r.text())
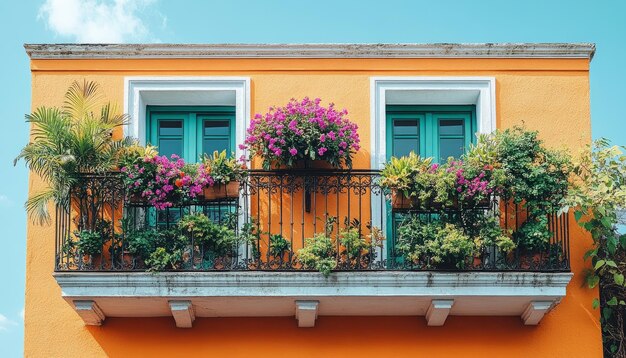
top-left (55, 171), bottom-right (570, 272)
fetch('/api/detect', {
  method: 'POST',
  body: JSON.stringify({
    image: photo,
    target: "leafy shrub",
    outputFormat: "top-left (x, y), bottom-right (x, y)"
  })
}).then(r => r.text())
top-left (178, 213), bottom-right (237, 256)
top-left (396, 218), bottom-right (478, 269)
top-left (297, 233), bottom-right (337, 277)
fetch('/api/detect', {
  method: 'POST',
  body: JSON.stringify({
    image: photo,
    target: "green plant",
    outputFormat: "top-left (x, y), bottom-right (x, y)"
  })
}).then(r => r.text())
top-left (238, 220), bottom-right (261, 259)
top-left (297, 233), bottom-right (337, 277)
top-left (396, 217), bottom-right (478, 269)
top-left (74, 230), bottom-right (104, 256)
top-left (476, 216), bottom-right (515, 253)
top-left (201, 150), bottom-right (247, 184)
top-left (380, 152), bottom-right (432, 197)
top-left (568, 139), bottom-right (626, 356)
top-left (125, 227), bottom-right (161, 259)
top-left (14, 80), bottom-right (135, 224)
top-left (145, 247), bottom-right (183, 271)
top-left (178, 213), bottom-right (237, 256)
top-left (74, 219), bottom-right (112, 256)
top-left (116, 142), bottom-right (158, 169)
top-left (470, 126), bottom-right (572, 251)
top-left (269, 234), bottom-right (291, 257)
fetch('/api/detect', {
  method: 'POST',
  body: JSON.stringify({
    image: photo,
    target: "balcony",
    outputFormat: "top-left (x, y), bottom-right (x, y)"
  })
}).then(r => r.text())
top-left (54, 170), bottom-right (572, 328)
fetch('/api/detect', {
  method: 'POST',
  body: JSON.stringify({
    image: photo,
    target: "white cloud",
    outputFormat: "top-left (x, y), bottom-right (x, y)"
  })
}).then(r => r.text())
top-left (19, 308), bottom-right (24, 321)
top-left (0, 313), bottom-right (17, 332)
top-left (38, 0), bottom-right (162, 43)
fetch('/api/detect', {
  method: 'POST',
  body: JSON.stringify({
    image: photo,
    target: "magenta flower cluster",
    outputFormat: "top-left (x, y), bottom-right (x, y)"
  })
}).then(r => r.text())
top-left (121, 154), bottom-right (214, 209)
top-left (447, 160), bottom-right (499, 202)
top-left (241, 97), bottom-right (361, 169)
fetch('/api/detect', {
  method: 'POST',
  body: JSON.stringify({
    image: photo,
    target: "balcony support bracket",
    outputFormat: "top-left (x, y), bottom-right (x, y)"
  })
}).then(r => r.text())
top-left (425, 299), bottom-right (454, 326)
top-left (295, 300), bottom-right (319, 328)
top-left (521, 300), bottom-right (554, 325)
top-left (73, 300), bottom-right (105, 326)
top-left (169, 300), bottom-right (195, 328)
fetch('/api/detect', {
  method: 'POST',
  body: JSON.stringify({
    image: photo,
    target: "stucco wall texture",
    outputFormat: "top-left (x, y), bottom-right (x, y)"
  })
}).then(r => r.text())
top-left (24, 57), bottom-right (601, 357)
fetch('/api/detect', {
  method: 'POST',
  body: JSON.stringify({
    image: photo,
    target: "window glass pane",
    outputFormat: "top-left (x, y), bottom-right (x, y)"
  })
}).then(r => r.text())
top-left (158, 138), bottom-right (183, 158)
top-left (393, 138), bottom-right (419, 157)
top-left (440, 138), bottom-right (464, 162)
top-left (393, 119), bottom-right (419, 135)
top-left (204, 120), bottom-right (230, 136)
top-left (203, 138), bottom-right (230, 156)
top-left (439, 120), bottom-right (464, 136)
top-left (159, 120), bottom-right (183, 136)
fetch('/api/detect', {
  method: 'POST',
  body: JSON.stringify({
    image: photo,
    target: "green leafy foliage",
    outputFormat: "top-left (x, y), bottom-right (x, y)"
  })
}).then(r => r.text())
top-left (396, 218), bottom-right (478, 269)
top-left (178, 213), bottom-right (237, 256)
top-left (14, 80), bottom-right (134, 224)
top-left (269, 234), bottom-right (291, 257)
top-left (297, 233), bottom-right (337, 277)
top-left (568, 139), bottom-right (626, 357)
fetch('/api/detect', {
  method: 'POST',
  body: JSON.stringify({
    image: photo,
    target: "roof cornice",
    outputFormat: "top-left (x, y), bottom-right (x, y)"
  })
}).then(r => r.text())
top-left (24, 43), bottom-right (596, 60)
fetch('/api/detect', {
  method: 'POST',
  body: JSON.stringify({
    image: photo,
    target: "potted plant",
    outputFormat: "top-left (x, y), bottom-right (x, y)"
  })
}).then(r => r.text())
top-left (269, 234), bottom-right (291, 265)
top-left (121, 155), bottom-right (213, 209)
top-left (201, 150), bottom-right (246, 200)
top-left (241, 97), bottom-right (361, 169)
top-left (380, 152), bottom-right (434, 209)
top-left (178, 213), bottom-right (237, 269)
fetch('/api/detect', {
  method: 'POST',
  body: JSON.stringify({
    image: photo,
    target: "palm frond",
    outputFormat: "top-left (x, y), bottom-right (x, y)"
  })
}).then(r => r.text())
top-left (25, 187), bottom-right (57, 225)
top-left (63, 80), bottom-right (102, 121)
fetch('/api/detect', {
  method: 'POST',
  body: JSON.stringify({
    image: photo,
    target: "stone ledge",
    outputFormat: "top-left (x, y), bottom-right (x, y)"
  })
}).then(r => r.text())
top-left (24, 43), bottom-right (596, 60)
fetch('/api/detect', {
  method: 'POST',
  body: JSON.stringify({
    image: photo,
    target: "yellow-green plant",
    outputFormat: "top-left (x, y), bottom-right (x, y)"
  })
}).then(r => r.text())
top-left (396, 218), bottom-right (478, 269)
top-left (202, 150), bottom-right (247, 184)
top-left (297, 233), bottom-right (337, 277)
top-left (117, 142), bottom-right (158, 168)
top-left (379, 151), bottom-right (432, 196)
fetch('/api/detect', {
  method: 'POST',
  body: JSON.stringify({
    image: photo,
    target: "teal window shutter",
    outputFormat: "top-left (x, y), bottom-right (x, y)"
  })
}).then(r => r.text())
top-left (386, 105), bottom-right (475, 163)
top-left (147, 106), bottom-right (236, 163)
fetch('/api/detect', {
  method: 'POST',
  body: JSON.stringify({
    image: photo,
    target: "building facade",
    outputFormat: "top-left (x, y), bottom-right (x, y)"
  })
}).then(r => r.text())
top-left (23, 43), bottom-right (601, 357)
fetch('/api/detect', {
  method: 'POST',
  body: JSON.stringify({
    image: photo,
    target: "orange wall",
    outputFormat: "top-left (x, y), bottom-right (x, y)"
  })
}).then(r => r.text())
top-left (24, 57), bottom-right (601, 357)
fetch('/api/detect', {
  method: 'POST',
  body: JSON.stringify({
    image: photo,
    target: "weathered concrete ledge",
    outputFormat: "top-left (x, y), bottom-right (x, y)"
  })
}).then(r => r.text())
top-left (54, 271), bottom-right (572, 328)
top-left (24, 43), bottom-right (596, 60)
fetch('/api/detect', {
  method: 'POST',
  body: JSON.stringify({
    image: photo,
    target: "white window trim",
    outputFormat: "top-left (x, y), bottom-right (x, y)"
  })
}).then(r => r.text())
top-left (370, 76), bottom-right (496, 169)
top-left (123, 76), bottom-right (251, 160)
top-left (370, 76), bottom-right (496, 260)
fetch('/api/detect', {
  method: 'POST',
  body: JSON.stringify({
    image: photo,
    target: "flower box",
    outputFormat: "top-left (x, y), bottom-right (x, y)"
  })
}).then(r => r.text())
top-left (391, 190), bottom-right (419, 209)
top-left (203, 181), bottom-right (240, 200)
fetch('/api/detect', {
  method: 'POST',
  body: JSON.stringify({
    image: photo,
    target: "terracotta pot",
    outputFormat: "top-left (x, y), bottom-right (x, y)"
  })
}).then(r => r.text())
top-left (391, 190), bottom-right (418, 209)
top-left (82, 253), bottom-right (102, 268)
top-left (203, 181), bottom-right (240, 200)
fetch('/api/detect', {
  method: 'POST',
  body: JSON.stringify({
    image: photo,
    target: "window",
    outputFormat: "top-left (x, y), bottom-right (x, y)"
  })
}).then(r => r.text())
top-left (386, 105), bottom-right (475, 163)
top-left (146, 106), bottom-right (236, 225)
top-left (385, 105), bottom-right (476, 263)
top-left (147, 106), bottom-right (236, 163)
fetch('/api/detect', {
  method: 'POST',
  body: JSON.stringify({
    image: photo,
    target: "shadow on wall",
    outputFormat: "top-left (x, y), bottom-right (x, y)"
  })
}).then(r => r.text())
top-left (86, 316), bottom-right (548, 357)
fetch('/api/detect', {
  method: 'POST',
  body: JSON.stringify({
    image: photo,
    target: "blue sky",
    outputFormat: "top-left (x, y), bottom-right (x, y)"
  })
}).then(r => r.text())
top-left (0, 0), bottom-right (624, 356)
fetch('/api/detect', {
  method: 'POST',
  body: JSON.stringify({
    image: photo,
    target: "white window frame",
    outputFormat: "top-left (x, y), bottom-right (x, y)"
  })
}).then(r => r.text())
top-left (370, 76), bottom-right (496, 260)
top-left (123, 76), bottom-right (251, 161)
